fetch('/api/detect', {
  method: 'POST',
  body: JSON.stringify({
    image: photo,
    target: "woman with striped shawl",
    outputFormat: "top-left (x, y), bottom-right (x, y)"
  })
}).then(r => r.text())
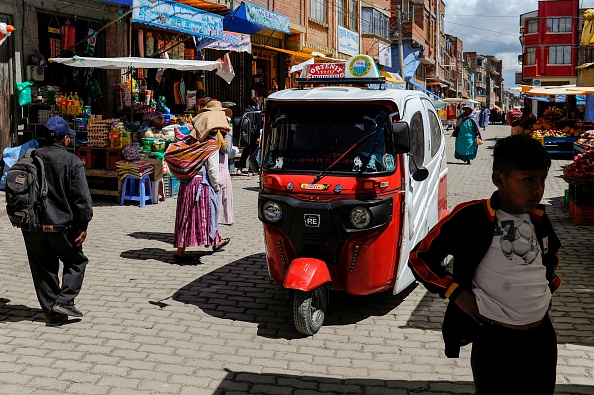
top-left (166, 110), bottom-right (231, 263)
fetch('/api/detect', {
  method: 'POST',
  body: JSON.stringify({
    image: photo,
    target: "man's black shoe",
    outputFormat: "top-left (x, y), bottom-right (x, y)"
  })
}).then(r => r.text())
top-left (45, 312), bottom-right (68, 326)
top-left (52, 304), bottom-right (84, 317)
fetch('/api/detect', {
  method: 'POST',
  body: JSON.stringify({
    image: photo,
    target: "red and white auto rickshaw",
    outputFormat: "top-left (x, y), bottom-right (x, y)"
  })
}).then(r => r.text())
top-left (257, 55), bottom-right (449, 335)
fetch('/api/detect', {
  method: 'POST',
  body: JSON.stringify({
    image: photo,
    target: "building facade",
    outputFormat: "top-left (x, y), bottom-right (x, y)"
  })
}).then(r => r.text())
top-left (519, 0), bottom-right (580, 86)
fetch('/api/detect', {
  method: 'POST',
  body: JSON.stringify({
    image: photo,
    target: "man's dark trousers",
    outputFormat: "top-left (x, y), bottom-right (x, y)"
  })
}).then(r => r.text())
top-left (22, 229), bottom-right (89, 315)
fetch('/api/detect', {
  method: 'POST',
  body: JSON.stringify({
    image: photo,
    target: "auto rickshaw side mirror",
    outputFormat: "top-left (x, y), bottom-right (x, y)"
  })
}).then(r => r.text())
top-left (389, 116), bottom-right (410, 153)
top-left (412, 167), bottom-right (429, 182)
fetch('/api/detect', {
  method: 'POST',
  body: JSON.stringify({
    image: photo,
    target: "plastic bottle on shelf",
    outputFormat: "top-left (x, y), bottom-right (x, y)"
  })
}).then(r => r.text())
top-left (66, 92), bottom-right (73, 115)
top-left (73, 92), bottom-right (80, 116)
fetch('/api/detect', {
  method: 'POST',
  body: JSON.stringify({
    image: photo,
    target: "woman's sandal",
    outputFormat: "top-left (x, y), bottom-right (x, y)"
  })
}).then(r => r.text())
top-left (212, 238), bottom-right (230, 252)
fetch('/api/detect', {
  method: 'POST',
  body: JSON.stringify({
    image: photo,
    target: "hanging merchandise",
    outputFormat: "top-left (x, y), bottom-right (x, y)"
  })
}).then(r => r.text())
top-left (61, 18), bottom-right (76, 54)
top-left (84, 26), bottom-right (97, 56)
top-left (145, 32), bottom-right (154, 57)
top-left (72, 67), bottom-right (82, 85)
top-left (157, 38), bottom-right (166, 59)
top-left (172, 39), bottom-right (179, 60)
top-left (0, 23), bottom-right (15, 47)
top-left (16, 81), bottom-right (34, 106)
top-left (48, 16), bottom-right (62, 58)
top-left (216, 53), bottom-right (235, 84)
top-left (178, 40), bottom-right (185, 60)
top-left (138, 29), bottom-right (144, 58)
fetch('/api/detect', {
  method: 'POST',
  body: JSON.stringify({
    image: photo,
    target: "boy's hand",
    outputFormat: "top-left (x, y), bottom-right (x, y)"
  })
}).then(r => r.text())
top-left (454, 289), bottom-right (486, 325)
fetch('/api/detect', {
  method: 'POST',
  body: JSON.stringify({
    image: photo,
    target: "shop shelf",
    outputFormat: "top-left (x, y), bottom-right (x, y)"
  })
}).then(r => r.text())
top-left (568, 201), bottom-right (594, 226)
top-left (569, 183), bottom-right (594, 206)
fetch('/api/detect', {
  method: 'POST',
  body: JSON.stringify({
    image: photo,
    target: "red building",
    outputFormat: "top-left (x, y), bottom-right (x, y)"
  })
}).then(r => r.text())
top-left (520, 0), bottom-right (579, 86)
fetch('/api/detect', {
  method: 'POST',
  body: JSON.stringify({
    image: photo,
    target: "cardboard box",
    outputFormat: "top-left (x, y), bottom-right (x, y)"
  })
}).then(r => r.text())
top-left (145, 158), bottom-right (164, 181)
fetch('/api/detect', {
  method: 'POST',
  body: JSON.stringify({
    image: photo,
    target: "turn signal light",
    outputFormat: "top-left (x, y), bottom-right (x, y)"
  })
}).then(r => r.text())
top-left (362, 180), bottom-right (390, 189)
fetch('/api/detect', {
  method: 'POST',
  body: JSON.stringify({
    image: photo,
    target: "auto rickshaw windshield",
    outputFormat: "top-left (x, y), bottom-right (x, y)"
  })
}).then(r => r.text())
top-left (262, 104), bottom-right (397, 174)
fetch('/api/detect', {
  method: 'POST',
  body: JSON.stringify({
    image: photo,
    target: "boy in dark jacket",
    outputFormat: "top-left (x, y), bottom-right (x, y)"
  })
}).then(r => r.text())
top-left (408, 134), bottom-right (561, 395)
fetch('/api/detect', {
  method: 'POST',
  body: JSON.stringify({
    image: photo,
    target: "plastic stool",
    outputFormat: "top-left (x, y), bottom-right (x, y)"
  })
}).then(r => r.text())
top-left (120, 175), bottom-right (153, 207)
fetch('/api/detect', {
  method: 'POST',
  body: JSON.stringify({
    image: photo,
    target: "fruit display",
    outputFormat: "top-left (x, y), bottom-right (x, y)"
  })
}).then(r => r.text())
top-left (575, 138), bottom-right (594, 151)
top-left (563, 150), bottom-right (594, 180)
top-left (531, 106), bottom-right (581, 135)
top-left (531, 127), bottom-right (580, 138)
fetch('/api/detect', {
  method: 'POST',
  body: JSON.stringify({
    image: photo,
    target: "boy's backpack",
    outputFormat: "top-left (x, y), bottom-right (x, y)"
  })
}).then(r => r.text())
top-left (5, 149), bottom-right (47, 230)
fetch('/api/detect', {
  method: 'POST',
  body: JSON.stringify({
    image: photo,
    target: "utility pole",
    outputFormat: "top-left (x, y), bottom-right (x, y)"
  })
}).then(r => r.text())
top-left (397, 1), bottom-right (405, 80)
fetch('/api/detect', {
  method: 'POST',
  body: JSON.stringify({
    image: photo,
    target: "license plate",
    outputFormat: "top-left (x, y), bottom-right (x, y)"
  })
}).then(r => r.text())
top-left (304, 214), bottom-right (320, 227)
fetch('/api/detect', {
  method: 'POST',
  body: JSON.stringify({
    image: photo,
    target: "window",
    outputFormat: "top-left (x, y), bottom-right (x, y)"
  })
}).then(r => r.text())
top-left (549, 45), bottom-right (572, 64)
top-left (263, 105), bottom-right (395, 174)
top-left (526, 19), bottom-right (538, 34)
top-left (409, 112), bottom-right (425, 169)
top-left (350, 0), bottom-right (358, 31)
top-left (525, 47), bottom-right (536, 65)
top-left (546, 17), bottom-right (571, 33)
top-left (362, 7), bottom-right (389, 39)
top-left (309, 0), bottom-right (327, 24)
top-left (337, 0), bottom-right (346, 27)
top-left (427, 108), bottom-right (442, 157)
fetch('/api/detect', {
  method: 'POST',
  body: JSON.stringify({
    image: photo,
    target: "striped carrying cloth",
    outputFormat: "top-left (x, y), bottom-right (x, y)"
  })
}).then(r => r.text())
top-left (165, 139), bottom-right (218, 182)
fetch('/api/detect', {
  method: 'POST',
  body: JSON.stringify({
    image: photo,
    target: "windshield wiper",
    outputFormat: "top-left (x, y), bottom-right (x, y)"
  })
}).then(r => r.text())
top-left (312, 129), bottom-right (379, 184)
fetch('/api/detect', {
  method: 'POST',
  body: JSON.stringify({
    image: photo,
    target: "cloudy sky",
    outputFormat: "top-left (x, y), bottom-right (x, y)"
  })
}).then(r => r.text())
top-left (442, 0), bottom-right (594, 92)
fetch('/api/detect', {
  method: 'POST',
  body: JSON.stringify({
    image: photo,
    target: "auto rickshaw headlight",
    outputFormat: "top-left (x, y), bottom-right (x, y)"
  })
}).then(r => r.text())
top-left (350, 207), bottom-right (371, 228)
top-left (263, 201), bottom-right (282, 222)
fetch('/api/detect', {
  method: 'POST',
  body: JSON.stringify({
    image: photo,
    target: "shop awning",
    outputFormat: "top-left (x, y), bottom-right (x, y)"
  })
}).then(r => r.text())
top-left (224, 2), bottom-right (290, 35)
top-left (131, 0), bottom-right (224, 48)
top-left (49, 56), bottom-right (222, 71)
top-left (252, 43), bottom-right (313, 59)
top-left (408, 79), bottom-right (441, 100)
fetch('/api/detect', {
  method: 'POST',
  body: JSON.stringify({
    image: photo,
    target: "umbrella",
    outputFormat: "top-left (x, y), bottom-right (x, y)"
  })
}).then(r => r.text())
top-left (442, 98), bottom-right (480, 104)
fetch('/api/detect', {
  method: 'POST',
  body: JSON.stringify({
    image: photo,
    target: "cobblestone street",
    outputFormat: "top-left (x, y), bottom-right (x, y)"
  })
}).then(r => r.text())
top-left (0, 124), bottom-right (592, 394)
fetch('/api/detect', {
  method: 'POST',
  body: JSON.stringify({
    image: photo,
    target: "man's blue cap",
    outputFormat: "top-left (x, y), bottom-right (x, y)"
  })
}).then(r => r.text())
top-left (45, 116), bottom-right (76, 136)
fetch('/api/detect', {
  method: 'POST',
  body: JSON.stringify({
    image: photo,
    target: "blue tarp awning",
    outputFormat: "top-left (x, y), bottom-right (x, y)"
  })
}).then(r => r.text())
top-left (223, 2), bottom-right (290, 35)
top-left (386, 43), bottom-right (421, 80)
top-left (408, 79), bottom-right (441, 100)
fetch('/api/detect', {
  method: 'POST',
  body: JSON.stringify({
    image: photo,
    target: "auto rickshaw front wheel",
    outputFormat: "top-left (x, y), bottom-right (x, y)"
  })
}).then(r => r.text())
top-left (292, 286), bottom-right (328, 336)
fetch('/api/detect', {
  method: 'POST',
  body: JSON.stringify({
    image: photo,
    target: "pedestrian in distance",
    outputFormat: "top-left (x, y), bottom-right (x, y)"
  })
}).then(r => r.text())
top-left (217, 126), bottom-right (234, 226)
top-left (21, 116), bottom-right (93, 326)
top-left (236, 97), bottom-right (262, 176)
top-left (453, 103), bottom-right (481, 165)
top-left (478, 107), bottom-right (490, 130)
top-left (408, 134), bottom-right (561, 395)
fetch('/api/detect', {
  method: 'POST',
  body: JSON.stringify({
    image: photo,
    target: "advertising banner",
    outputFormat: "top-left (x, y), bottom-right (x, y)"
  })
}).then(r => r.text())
top-left (132, 0), bottom-right (224, 41)
top-left (338, 26), bottom-right (359, 57)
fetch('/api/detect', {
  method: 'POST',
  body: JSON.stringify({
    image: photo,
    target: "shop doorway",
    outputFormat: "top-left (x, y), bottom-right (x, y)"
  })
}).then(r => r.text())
top-left (0, 13), bottom-right (14, 151)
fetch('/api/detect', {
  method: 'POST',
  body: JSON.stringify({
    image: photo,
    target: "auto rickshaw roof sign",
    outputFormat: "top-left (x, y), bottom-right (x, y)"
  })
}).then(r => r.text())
top-left (299, 54), bottom-right (380, 80)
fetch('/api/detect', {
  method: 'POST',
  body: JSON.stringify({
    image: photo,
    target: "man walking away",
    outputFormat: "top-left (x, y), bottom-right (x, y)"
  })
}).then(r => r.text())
top-left (21, 116), bottom-right (93, 326)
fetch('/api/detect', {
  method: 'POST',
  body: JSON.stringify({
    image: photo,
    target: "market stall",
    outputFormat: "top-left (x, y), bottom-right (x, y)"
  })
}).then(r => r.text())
top-left (507, 85), bottom-right (585, 156)
top-left (47, 55), bottom-right (222, 199)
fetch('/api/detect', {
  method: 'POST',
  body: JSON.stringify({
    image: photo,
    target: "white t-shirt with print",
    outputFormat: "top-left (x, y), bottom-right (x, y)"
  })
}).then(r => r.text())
top-left (472, 210), bottom-right (551, 325)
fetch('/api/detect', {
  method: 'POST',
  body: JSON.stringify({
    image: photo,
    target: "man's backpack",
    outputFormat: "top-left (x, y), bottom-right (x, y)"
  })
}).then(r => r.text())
top-left (5, 149), bottom-right (47, 230)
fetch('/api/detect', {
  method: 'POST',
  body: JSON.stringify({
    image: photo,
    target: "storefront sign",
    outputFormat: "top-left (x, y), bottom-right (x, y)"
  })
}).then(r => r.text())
top-left (378, 43), bottom-right (391, 67)
top-left (205, 32), bottom-right (251, 52)
top-left (245, 3), bottom-right (290, 34)
top-left (338, 26), bottom-right (359, 57)
top-left (132, 0), bottom-right (223, 41)
top-left (302, 63), bottom-right (346, 79)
